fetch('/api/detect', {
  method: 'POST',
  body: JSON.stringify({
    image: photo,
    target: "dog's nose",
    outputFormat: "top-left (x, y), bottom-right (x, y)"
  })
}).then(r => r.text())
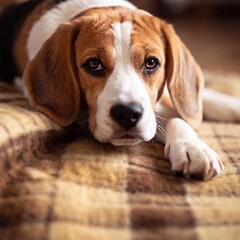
top-left (110, 103), bottom-right (144, 130)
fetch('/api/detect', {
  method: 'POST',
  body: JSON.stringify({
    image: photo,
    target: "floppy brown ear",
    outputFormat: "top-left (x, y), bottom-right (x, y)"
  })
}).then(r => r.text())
top-left (162, 23), bottom-right (204, 130)
top-left (23, 23), bottom-right (80, 127)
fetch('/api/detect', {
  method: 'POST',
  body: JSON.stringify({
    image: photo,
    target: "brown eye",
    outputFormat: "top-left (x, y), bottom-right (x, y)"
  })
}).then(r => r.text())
top-left (142, 57), bottom-right (160, 76)
top-left (86, 58), bottom-right (103, 70)
top-left (145, 57), bottom-right (160, 70)
top-left (83, 58), bottom-right (105, 76)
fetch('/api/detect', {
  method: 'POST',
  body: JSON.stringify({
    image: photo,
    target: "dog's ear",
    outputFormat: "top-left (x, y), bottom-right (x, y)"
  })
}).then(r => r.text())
top-left (23, 23), bottom-right (80, 127)
top-left (162, 23), bottom-right (204, 130)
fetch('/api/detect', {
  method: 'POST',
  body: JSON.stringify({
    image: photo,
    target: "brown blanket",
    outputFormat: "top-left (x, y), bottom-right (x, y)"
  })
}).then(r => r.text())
top-left (0, 73), bottom-right (240, 240)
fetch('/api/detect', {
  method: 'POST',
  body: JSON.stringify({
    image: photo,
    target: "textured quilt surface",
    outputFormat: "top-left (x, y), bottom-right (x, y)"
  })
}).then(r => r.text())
top-left (0, 75), bottom-right (240, 240)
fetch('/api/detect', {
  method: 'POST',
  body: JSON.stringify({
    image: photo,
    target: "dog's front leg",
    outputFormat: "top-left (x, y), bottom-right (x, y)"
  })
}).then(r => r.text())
top-left (155, 113), bottom-right (224, 180)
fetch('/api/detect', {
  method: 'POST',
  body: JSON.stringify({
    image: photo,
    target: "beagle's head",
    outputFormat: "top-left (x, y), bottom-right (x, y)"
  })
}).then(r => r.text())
top-left (23, 7), bottom-right (203, 146)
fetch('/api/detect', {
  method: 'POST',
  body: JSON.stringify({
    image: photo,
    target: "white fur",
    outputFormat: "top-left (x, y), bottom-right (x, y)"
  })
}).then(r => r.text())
top-left (156, 117), bottom-right (223, 180)
top-left (94, 22), bottom-right (156, 146)
top-left (154, 96), bottom-right (224, 180)
top-left (27, 0), bottom-right (136, 60)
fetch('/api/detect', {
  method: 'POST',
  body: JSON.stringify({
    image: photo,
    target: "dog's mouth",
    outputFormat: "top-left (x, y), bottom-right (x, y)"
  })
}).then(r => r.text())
top-left (119, 134), bottom-right (136, 139)
top-left (110, 133), bottom-right (143, 146)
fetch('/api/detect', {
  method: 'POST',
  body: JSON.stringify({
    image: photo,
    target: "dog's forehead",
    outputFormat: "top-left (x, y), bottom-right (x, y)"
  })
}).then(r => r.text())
top-left (74, 6), bottom-right (162, 44)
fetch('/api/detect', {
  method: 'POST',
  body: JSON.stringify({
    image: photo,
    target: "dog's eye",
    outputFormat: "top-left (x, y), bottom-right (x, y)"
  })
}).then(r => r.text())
top-left (145, 58), bottom-right (159, 69)
top-left (87, 58), bottom-right (103, 70)
top-left (143, 57), bottom-right (160, 75)
top-left (83, 58), bottom-right (105, 76)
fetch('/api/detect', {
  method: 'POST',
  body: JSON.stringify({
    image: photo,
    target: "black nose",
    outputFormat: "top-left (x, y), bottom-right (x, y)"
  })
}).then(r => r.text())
top-left (110, 103), bottom-right (144, 130)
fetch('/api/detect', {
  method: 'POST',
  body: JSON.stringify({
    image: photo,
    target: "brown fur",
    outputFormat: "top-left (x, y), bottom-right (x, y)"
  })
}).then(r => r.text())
top-left (23, 6), bottom-right (203, 132)
top-left (24, 23), bottom-right (80, 126)
top-left (162, 23), bottom-right (204, 130)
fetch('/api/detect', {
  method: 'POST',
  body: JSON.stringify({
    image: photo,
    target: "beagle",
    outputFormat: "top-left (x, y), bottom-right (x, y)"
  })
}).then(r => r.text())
top-left (1, 0), bottom-right (240, 180)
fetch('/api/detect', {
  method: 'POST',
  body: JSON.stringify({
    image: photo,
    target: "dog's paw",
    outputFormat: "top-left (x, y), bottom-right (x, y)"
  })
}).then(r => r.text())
top-left (165, 138), bottom-right (224, 180)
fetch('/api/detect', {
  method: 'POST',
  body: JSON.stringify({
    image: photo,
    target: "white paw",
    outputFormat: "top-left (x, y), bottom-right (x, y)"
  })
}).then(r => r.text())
top-left (165, 138), bottom-right (224, 180)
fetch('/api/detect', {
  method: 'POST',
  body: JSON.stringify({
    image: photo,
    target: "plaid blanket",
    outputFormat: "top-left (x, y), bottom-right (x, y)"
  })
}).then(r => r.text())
top-left (0, 73), bottom-right (240, 240)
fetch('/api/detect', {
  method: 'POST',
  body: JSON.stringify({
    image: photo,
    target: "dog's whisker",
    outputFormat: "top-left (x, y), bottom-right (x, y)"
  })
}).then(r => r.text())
top-left (156, 118), bottom-right (165, 126)
top-left (79, 126), bottom-right (89, 136)
top-left (77, 119), bottom-right (90, 136)
top-left (155, 115), bottom-right (167, 122)
top-left (156, 127), bottom-right (165, 135)
top-left (156, 120), bottom-right (166, 135)
top-left (157, 128), bottom-right (165, 136)
top-left (157, 124), bottom-right (165, 131)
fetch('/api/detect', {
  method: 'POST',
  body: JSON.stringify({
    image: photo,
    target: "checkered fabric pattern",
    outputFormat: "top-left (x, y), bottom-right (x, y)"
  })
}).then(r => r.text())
top-left (0, 77), bottom-right (240, 240)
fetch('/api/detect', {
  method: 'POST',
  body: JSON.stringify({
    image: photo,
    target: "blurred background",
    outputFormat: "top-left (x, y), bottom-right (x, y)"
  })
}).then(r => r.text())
top-left (131, 0), bottom-right (240, 75)
top-left (0, 0), bottom-right (239, 77)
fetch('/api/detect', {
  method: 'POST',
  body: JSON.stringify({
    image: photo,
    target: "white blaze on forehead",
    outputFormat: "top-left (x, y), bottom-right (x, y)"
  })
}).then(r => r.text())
top-left (107, 21), bottom-right (152, 105)
top-left (110, 22), bottom-right (136, 101)
top-left (94, 21), bottom-right (156, 143)
top-left (112, 21), bottom-right (132, 66)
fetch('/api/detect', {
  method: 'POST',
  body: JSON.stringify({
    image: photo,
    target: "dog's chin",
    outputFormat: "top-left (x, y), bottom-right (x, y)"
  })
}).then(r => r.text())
top-left (110, 135), bottom-right (143, 146)
top-left (93, 121), bottom-right (157, 146)
top-left (94, 132), bottom-right (144, 146)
